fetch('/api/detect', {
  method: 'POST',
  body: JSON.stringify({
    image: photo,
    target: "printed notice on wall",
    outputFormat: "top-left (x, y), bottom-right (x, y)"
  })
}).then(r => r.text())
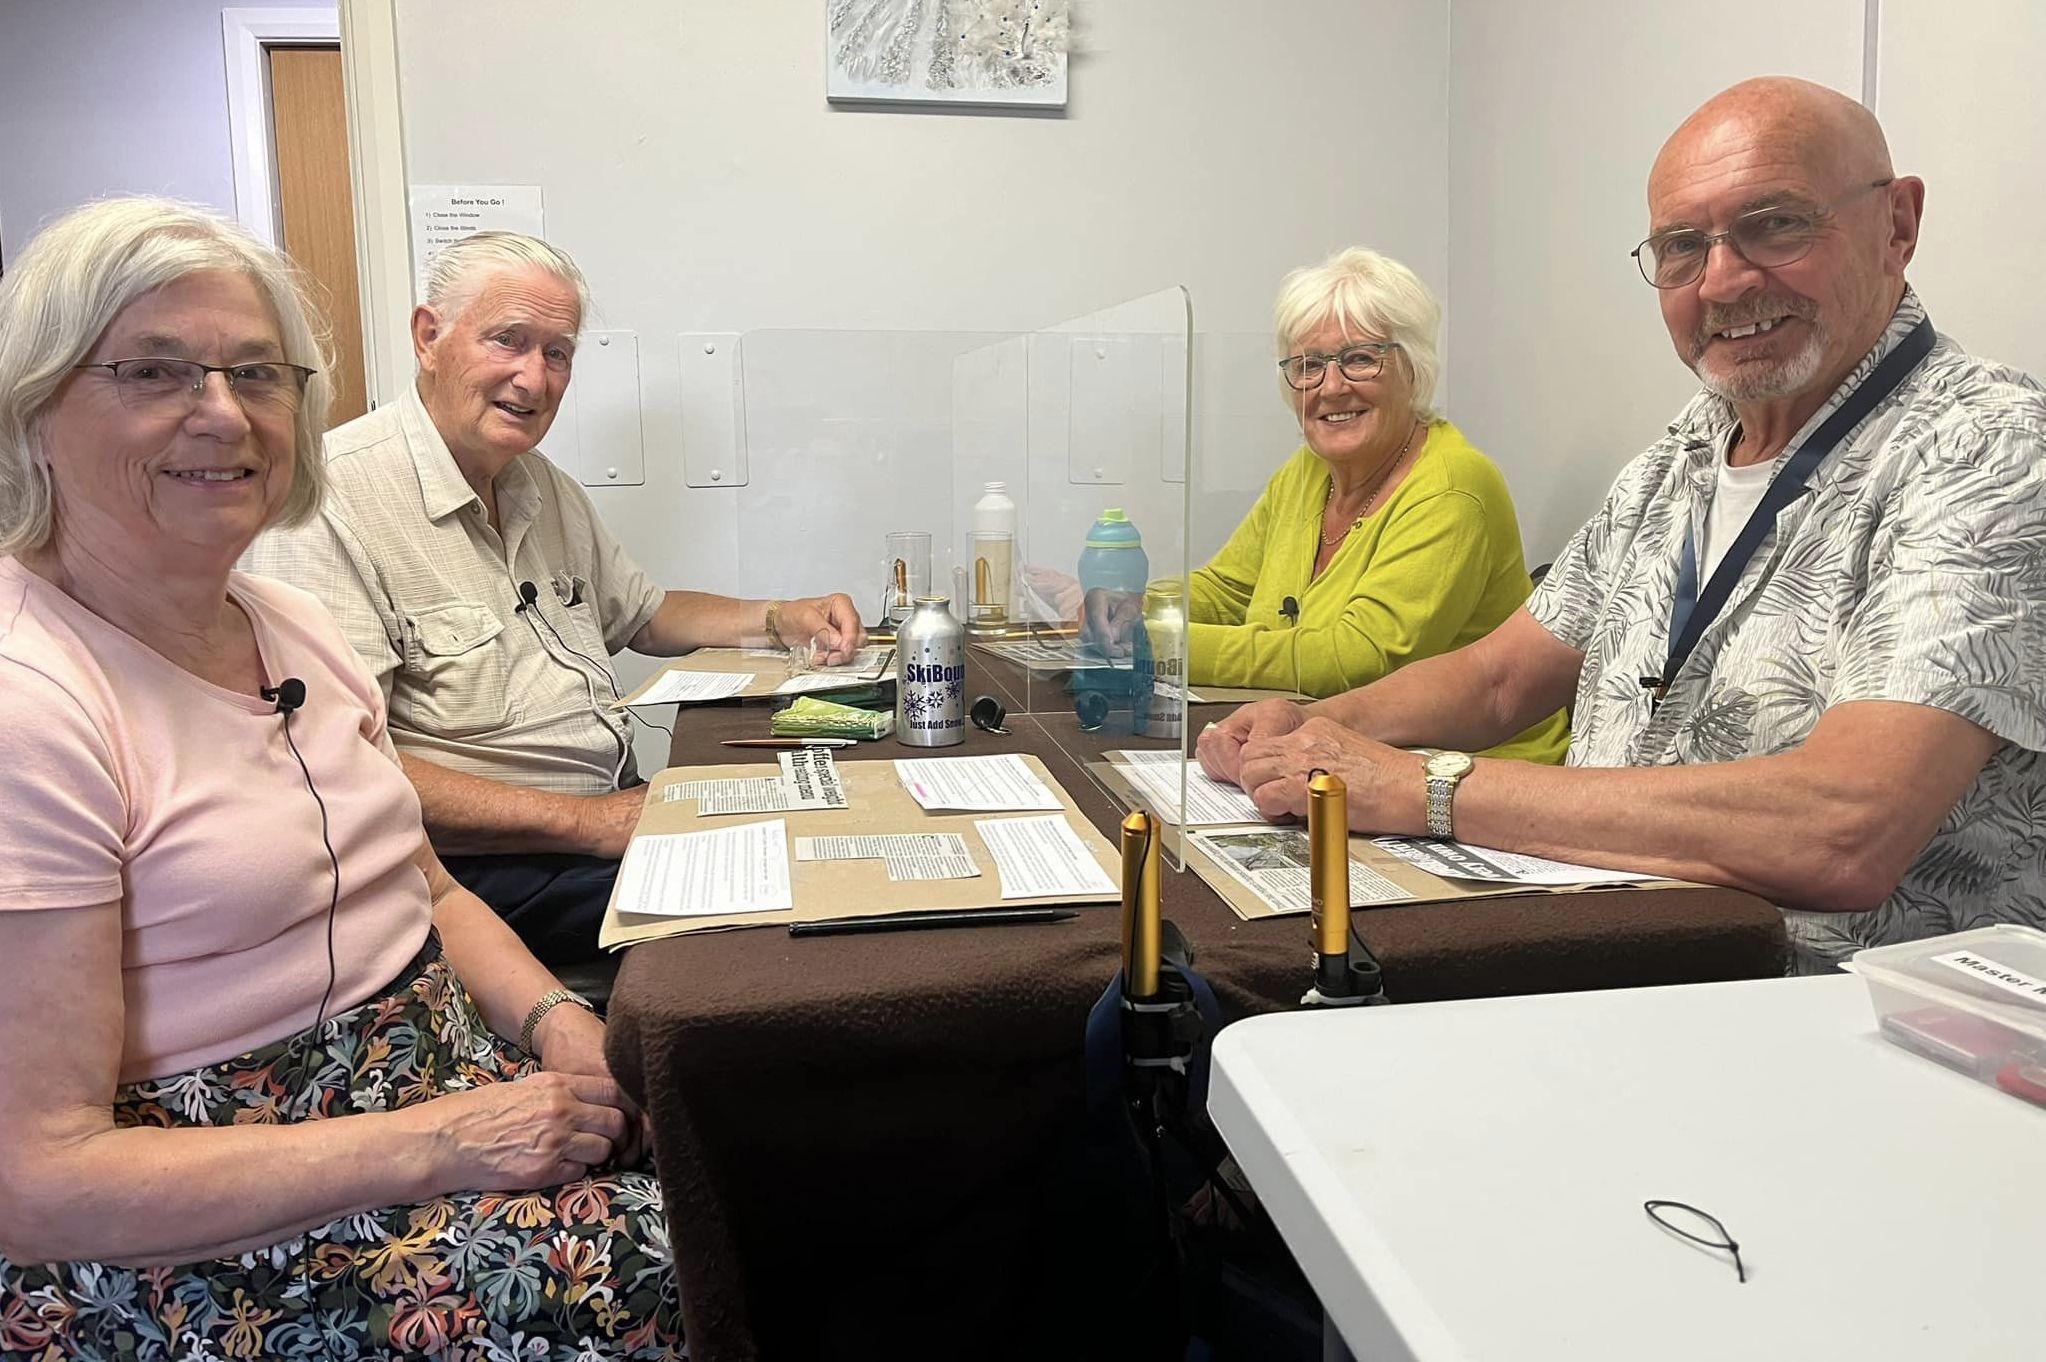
top-left (407, 185), bottom-right (546, 298)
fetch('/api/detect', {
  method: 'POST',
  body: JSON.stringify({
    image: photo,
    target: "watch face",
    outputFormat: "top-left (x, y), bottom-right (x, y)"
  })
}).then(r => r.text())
top-left (1425, 751), bottom-right (1474, 779)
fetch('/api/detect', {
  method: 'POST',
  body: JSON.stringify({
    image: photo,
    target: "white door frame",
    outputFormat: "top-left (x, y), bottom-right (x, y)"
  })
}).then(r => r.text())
top-left (221, 6), bottom-right (342, 245)
top-left (338, 0), bottom-right (415, 409)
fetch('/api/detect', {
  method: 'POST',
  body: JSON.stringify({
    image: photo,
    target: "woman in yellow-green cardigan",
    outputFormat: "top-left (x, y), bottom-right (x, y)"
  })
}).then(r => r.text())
top-left (1188, 247), bottom-right (1569, 763)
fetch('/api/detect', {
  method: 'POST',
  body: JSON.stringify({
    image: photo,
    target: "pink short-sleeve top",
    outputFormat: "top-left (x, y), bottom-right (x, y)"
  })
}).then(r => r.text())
top-left (0, 557), bottom-right (433, 1082)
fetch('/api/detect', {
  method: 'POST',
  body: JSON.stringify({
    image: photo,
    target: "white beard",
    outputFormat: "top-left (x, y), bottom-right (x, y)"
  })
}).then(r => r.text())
top-left (1696, 326), bottom-right (1829, 403)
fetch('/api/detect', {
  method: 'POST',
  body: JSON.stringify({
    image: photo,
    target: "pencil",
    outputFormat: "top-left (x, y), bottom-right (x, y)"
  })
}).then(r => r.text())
top-left (721, 738), bottom-right (859, 749)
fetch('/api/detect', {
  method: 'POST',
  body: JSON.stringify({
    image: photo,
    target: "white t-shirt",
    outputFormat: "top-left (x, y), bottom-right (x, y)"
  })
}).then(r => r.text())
top-left (1698, 440), bottom-right (1778, 581)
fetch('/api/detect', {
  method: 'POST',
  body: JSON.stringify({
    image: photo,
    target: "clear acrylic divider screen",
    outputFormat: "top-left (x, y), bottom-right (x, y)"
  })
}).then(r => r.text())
top-left (952, 287), bottom-right (1195, 865)
top-left (731, 297), bottom-right (1297, 873)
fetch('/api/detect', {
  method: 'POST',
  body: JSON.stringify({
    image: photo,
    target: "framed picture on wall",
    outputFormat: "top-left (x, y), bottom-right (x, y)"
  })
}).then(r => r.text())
top-left (827, 0), bottom-right (1070, 109)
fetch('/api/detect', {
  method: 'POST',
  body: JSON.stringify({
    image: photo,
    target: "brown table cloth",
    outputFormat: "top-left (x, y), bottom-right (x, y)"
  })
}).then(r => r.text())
top-left (606, 699), bottom-right (1787, 1360)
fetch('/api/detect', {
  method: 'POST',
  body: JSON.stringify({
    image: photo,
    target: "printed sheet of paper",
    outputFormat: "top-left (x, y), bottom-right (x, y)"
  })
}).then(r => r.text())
top-left (1191, 827), bottom-right (1413, 915)
top-left (659, 750), bottom-right (847, 815)
top-left (773, 670), bottom-right (885, 696)
top-left (1111, 750), bottom-right (1265, 826)
top-left (795, 833), bottom-right (980, 881)
top-left (696, 788), bottom-right (813, 816)
top-left (771, 646), bottom-right (895, 695)
top-left (623, 669), bottom-right (754, 707)
top-left (897, 754), bottom-right (1062, 812)
top-left (975, 638), bottom-right (1114, 671)
top-left (612, 819), bottom-right (791, 918)
top-left (661, 776), bottom-right (782, 810)
top-left (778, 748), bottom-right (847, 805)
top-left (408, 184), bottom-right (545, 297)
top-left (1374, 837), bottom-right (1654, 886)
top-left (974, 815), bottom-right (1120, 899)
top-left (616, 646), bottom-right (886, 705)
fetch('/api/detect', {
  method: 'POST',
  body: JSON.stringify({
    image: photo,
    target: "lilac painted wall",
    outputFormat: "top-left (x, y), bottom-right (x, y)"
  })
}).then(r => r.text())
top-left (0, 0), bottom-right (332, 262)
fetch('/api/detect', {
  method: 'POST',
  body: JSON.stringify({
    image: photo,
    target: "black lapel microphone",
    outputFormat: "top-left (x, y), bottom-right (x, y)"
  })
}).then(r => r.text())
top-left (1280, 596), bottom-right (1301, 625)
top-left (519, 580), bottom-right (603, 674)
top-left (517, 579), bottom-right (672, 740)
top-left (261, 677), bottom-right (307, 713)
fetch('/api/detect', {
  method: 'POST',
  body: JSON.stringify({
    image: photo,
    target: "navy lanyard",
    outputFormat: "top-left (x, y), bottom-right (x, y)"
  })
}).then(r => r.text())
top-left (1642, 315), bottom-right (1936, 705)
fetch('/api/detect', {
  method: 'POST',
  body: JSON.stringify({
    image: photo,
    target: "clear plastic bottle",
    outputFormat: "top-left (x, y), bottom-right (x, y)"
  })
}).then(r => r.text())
top-left (969, 482), bottom-right (1017, 627)
top-left (1077, 508), bottom-right (1148, 597)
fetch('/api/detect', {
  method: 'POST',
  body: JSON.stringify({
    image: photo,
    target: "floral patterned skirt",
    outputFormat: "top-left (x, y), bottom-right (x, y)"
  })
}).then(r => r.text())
top-left (0, 933), bottom-right (685, 1361)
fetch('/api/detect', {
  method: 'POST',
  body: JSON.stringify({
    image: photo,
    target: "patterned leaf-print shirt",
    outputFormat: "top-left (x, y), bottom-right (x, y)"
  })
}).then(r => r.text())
top-left (1529, 288), bottom-right (2046, 971)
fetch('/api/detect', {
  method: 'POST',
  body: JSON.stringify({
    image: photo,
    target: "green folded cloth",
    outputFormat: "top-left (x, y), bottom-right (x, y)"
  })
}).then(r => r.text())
top-left (771, 695), bottom-right (896, 739)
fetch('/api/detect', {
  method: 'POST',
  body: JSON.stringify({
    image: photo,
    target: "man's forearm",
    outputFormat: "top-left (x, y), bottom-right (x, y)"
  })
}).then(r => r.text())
top-left (1432, 698), bottom-right (1998, 914)
top-left (399, 752), bottom-right (597, 856)
top-left (1440, 752), bottom-right (1891, 911)
top-left (1311, 647), bottom-right (1491, 747)
top-left (1314, 635), bottom-right (1564, 752)
top-left (631, 591), bottom-right (768, 656)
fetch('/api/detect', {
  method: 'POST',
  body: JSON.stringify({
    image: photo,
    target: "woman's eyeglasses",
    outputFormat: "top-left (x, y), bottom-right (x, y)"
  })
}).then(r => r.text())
top-left (1278, 342), bottom-right (1401, 391)
top-left (74, 357), bottom-right (318, 413)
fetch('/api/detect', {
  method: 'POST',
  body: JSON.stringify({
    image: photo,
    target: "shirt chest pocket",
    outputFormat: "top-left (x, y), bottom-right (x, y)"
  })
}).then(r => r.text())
top-left (397, 602), bottom-right (514, 738)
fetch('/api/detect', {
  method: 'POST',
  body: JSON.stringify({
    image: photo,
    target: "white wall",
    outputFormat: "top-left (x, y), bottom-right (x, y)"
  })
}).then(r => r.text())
top-left (1875, 0), bottom-right (2046, 383)
top-left (392, 0), bottom-right (1454, 731)
top-left (1445, 0), bottom-right (1868, 561)
top-left (0, 0), bottom-right (332, 261)
top-left (396, 0), bottom-right (1449, 339)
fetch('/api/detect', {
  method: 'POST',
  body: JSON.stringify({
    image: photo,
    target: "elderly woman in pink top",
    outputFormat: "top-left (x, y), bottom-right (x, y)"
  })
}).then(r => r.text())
top-left (0, 200), bottom-right (682, 1359)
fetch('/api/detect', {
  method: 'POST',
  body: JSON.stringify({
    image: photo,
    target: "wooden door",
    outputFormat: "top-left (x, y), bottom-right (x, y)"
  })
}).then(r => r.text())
top-left (268, 45), bottom-right (367, 427)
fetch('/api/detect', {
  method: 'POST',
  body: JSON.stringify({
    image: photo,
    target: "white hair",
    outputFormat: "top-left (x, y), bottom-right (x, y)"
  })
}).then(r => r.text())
top-left (421, 231), bottom-right (590, 328)
top-left (1273, 246), bottom-right (1444, 422)
top-left (0, 196), bottom-right (333, 557)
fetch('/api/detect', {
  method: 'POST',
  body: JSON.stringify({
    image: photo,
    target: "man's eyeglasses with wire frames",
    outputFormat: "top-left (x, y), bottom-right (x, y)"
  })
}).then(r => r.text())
top-left (1278, 342), bottom-right (1402, 391)
top-left (1631, 178), bottom-right (1894, 289)
top-left (74, 358), bottom-right (319, 413)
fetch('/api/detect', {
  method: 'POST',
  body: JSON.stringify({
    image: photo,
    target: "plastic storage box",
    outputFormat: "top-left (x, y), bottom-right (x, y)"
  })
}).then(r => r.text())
top-left (1853, 924), bottom-right (2046, 1107)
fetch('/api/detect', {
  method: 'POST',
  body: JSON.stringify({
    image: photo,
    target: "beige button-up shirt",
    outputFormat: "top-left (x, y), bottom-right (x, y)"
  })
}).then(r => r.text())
top-left (243, 387), bottom-right (665, 795)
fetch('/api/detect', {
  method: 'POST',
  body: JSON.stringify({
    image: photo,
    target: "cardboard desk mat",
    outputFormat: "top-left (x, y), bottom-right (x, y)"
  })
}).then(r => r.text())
top-left (1084, 753), bottom-right (1702, 922)
top-left (600, 753), bottom-right (1121, 948)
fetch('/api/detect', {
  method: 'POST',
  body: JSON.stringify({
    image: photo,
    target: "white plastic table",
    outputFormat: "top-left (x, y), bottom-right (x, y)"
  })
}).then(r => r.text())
top-left (1208, 973), bottom-right (2046, 1361)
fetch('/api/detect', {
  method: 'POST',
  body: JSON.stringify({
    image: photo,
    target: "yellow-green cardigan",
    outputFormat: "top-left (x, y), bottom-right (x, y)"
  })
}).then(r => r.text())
top-left (1187, 420), bottom-right (1569, 763)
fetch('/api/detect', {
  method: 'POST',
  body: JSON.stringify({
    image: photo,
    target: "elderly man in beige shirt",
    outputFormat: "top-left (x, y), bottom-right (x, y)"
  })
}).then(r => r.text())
top-left (245, 232), bottom-right (862, 965)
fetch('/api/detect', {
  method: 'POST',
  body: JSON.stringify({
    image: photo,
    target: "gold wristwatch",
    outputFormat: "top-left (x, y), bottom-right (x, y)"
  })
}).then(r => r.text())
top-left (1423, 751), bottom-right (1474, 839)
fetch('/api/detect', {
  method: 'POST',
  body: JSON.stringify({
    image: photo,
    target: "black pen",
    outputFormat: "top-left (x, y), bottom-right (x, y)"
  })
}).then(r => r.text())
top-left (788, 907), bottom-right (1080, 938)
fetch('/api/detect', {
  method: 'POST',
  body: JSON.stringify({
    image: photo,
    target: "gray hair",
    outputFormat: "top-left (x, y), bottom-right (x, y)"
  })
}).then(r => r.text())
top-left (1273, 246), bottom-right (1444, 422)
top-left (420, 231), bottom-right (590, 328)
top-left (0, 197), bottom-right (333, 557)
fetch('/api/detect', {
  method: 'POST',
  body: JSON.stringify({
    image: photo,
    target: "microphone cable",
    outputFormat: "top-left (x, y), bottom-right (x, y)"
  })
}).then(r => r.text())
top-left (517, 580), bottom-right (673, 743)
top-left (264, 680), bottom-right (342, 1052)
top-left (261, 678), bottom-right (341, 1348)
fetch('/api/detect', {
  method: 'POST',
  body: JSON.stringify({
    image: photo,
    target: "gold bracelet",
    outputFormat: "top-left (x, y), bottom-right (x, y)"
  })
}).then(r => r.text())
top-left (520, 987), bottom-right (593, 1054)
top-left (763, 599), bottom-right (789, 651)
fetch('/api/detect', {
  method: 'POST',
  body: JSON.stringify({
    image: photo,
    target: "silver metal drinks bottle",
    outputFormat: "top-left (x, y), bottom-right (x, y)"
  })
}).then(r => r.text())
top-left (1140, 579), bottom-right (1186, 740)
top-left (896, 595), bottom-right (966, 747)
